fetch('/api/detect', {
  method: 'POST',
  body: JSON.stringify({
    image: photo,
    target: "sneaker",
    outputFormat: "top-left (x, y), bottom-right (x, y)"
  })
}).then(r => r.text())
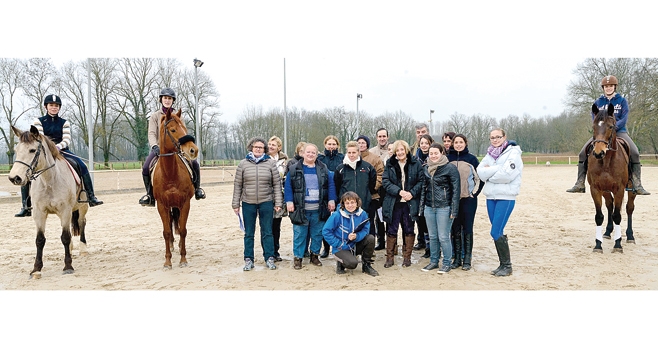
top-left (421, 262), bottom-right (439, 272)
top-left (266, 257), bottom-right (277, 270)
top-left (437, 264), bottom-right (451, 274)
top-left (243, 258), bottom-right (254, 271)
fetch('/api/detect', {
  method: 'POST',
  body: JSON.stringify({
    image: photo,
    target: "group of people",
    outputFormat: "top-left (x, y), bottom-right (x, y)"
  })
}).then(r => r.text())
top-left (231, 123), bottom-right (524, 277)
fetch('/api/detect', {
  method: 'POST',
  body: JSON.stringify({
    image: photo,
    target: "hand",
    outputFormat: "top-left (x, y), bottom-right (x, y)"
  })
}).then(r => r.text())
top-left (328, 200), bottom-right (336, 212)
top-left (233, 208), bottom-right (240, 215)
top-left (287, 204), bottom-right (295, 213)
top-left (152, 145), bottom-right (160, 155)
top-left (274, 206), bottom-right (281, 213)
top-left (348, 233), bottom-right (357, 241)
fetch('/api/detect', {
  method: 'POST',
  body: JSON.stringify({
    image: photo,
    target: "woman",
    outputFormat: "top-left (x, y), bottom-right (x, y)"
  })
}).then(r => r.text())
top-left (420, 143), bottom-right (460, 273)
top-left (477, 129), bottom-right (523, 277)
top-left (446, 134), bottom-right (484, 270)
top-left (317, 135), bottom-right (344, 257)
top-left (413, 134), bottom-right (434, 257)
top-left (286, 141), bottom-right (306, 173)
top-left (268, 136), bottom-right (288, 262)
top-left (285, 143), bottom-right (337, 269)
top-left (139, 87), bottom-right (205, 207)
top-left (232, 137), bottom-right (284, 271)
top-left (334, 141), bottom-right (377, 214)
top-left (442, 131), bottom-right (456, 151)
top-left (322, 192), bottom-right (379, 276)
top-left (16, 94), bottom-right (103, 218)
top-left (381, 140), bottom-right (424, 268)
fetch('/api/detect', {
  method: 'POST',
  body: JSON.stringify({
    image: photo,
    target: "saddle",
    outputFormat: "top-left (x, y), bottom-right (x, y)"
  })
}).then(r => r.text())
top-left (586, 137), bottom-right (632, 185)
top-left (148, 154), bottom-right (196, 184)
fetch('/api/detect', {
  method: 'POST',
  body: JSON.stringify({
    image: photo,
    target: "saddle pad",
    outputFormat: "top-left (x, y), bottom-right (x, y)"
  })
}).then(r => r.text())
top-left (64, 160), bottom-right (81, 186)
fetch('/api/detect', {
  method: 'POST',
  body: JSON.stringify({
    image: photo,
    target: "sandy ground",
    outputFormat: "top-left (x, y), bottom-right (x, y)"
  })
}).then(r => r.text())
top-left (1, 165), bottom-right (657, 342)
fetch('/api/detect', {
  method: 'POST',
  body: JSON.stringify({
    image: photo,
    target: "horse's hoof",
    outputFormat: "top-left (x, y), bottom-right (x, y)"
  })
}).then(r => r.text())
top-left (603, 235), bottom-right (611, 239)
top-left (163, 265), bottom-right (172, 270)
top-left (593, 248), bottom-right (603, 253)
top-left (626, 240), bottom-right (636, 244)
top-left (179, 262), bottom-right (188, 268)
top-left (612, 248), bottom-right (623, 253)
top-left (63, 269), bottom-right (74, 275)
top-left (30, 272), bottom-right (42, 279)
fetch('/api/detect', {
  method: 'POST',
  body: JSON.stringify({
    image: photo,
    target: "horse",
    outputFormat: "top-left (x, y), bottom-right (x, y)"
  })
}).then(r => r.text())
top-left (152, 108), bottom-right (196, 269)
top-left (8, 126), bottom-right (89, 279)
top-left (587, 103), bottom-right (636, 253)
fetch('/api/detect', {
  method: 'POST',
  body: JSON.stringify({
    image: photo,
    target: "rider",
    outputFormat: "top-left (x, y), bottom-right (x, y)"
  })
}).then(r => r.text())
top-left (139, 87), bottom-right (206, 206)
top-left (15, 94), bottom-right (103, 217)
top-left (566, 75), bottom-right (650, 195)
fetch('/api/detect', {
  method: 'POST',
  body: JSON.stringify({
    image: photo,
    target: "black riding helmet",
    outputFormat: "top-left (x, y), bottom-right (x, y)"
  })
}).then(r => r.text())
top-left (43, 94), bottom-right (62, 106)
top-left (159, 87), bottom-right (176, 104)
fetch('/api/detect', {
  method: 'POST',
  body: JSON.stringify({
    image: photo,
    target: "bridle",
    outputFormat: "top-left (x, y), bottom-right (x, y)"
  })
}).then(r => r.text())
top-left (13, 137), bottom-right (56, 181)
top-left (160, 118), bottom-right (184, 158)
top-left (591, 118), bottom-right (617, 152)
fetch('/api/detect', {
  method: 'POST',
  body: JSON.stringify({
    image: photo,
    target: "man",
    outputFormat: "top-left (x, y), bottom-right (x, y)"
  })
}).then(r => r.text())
top-left (369, 128), bottom-right (390, 250)
top-left (369, 127), bottom-right (390, 162)
top-left (411, 122), bottom-right (429, 153)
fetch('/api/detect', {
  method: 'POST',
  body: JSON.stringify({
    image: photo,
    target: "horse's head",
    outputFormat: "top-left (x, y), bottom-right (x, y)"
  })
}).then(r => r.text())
top-left (8, 125), bottom-right (61, 186)
top-left (159, 108), bottom-right (188, 153)
top-left (591, 103), bottom-right (616, 160)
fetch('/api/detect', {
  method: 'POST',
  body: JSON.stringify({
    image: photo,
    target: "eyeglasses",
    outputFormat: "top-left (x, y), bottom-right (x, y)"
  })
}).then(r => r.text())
top-left (490, 135), bottom-right (504, 140)
top-left (252, 146), bottom-right (265, 150)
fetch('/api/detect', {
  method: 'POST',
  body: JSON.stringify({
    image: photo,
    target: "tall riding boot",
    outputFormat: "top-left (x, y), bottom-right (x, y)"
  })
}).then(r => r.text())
top-left (413, 231), bottom-right (426, 250)
top-left (493, 235), bottom-right (512, 277)
top-left (81, 173), bottom-right (103, 207)
top-left (375, 221), bottom-right (386, 250)
top-left (15, 183), bottom-right (32, 217)
top-left (192, 162), bottom-right (206, 200)
top-left (566, 161), bottom-right (587, 193)
top-left (403, 234), bottom-right (415, 267)
top-left (320, 239), bottom-right (330, 258)
top-left (451, 233), bottom-right (463, 269)
top-left (139, 175), bottom-right (155, 207)
top-left (462, 233), bottom-right (473, 271)
top-left (630, 163), bottom-right (651, 195)
top-left (384, 234), bottom-right (396, 268)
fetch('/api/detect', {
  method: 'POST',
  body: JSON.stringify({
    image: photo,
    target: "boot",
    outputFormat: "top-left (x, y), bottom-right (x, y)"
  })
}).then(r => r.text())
top-left (192, 163), bottom-right (206, 200)
top-left (629, 163), bottom-right (650, 195)
top-left (310, 253), bottom-right (323, 266)
top-left (362, 260), bottom-right (379, 276)
top-left (493, 235), bottom-right (512, 277)
top-left (451, 233), bottom-right (462, 269)
top-left (462, 233), bottom-right (473, 271)
top-left (566, 161), bottom-right (587, 193)
top-left (139, 175), bottom-right (155, 207)
top-left (422, 247), bottom-right (430, 258)
top-left (375, 234), bottom-right (386, 251)
top-left (336, 261), bottom-right (346, 274)
top-left (81, 173), bottom-right (103, 207)
top-left (15, 183), bottom-right (32, 217)
top-left (320, 239), bottom-right (330, 258)
top-left (403, 234), bottom-right (415, 267)
top-left (384, 234), bottom-right (396, 268)
top-left (293, 257), bottom-right (303, 270)
top-left (413, 232), bottom-right (426, 250)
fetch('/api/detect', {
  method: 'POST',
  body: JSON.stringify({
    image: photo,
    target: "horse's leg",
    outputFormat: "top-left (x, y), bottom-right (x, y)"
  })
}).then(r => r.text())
top-left (591, 188), bottom-right (604, 253)
top-left (59, 207), bottom-right (75, 274)
top-left (157, 204), bottom-right (173, 269)
top-left (603, 193), bottom-right (614, 239)
top-left (610, 190), bottom-right (624, 253)
top-left (177, 202), bottom-right (191, 268)
top-left (626, 191), bottom-right (636, 243)
top-left (30, 211), bottom-right (48, 279)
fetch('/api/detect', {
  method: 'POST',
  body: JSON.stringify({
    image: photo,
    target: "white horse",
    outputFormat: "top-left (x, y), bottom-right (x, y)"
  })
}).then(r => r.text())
top-left (8, 125), bottom-right (89, 279)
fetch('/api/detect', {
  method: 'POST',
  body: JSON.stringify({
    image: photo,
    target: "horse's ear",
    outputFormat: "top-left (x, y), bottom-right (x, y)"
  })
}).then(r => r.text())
top-left (607, 103), bottom-right (615, 117)
top-left (29, 125), bottom-right (40, 138)
top-left (11, 126), bottom-right (22, 138)
top-left (591, 103), bottom-right (599, 116)
top-left (175, 108), bottom-right (182, 118)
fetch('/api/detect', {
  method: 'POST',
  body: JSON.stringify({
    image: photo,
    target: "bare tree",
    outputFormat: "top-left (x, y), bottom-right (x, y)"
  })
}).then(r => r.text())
top-left (0, 58), bottom-right (31, 163)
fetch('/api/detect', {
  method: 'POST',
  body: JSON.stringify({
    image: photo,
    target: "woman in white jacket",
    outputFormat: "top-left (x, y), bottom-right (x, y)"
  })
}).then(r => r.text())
top-left (476, 129), bottom-right (523, 277)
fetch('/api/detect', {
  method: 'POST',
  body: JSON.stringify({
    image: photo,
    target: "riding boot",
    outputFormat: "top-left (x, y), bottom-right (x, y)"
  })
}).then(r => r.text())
top-left (384, 234), bottom-right (396, 268)
top-left (403, 234), bottom-right (415, 267)
top-left (493, 235), bottom-right (512, 277)
top-left (139, 175), bottom-right (155, 207)
top-left (81, 173), bottom-right (103, 207)
top-left (462, 233), bottom-right (473, 271)
top-left (566, 161), bottom-right (587, 193)
top-left (630, 163), bottom-right (651, 195)
top-left (320, 239), bottom-right (330, 258)
top-left (413, 231), bottom-right (426, 250)
top-left (192, 162), bottom-right (206, 200)
top-left (15, 183), bottom-right (32, 217)
top-left (451, 233), bottom-right (463, 269)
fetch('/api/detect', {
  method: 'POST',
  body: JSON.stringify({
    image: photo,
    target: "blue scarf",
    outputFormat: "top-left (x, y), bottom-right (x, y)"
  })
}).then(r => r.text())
top-left (246, 152), bottom-right (269, 163)
top-left (487, 141), bottom-right (509, 160)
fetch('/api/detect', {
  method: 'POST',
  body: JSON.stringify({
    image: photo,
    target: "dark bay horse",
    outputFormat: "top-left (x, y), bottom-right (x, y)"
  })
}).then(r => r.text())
top-left (152, 108), bottom-right (196, 269)
top-left (587, 103), bottom-right (636, 253)
top-left (8, 126), bottom-right (89, 278)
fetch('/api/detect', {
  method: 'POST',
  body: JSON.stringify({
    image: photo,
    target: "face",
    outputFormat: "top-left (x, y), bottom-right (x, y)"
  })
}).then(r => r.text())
top-left (251, 141), bottom-right (266, 158)
top-left (346, 146), bottom-right (359, 162)
top-left (452, 137), bottom-right (466, 152)
top-left (428, 147), bottom-right (442, 162)
top-left (325, 139), bottom-right (338, 151)
top-left (395, 145), bottom-right (407, 162)
top-left (419, 138), bottom-right (430, 153)
top-left (303, 145), bottom-right (318, 164)
top-left (268, 140), bottom-right (279, 154)
top-left (46, 103), bottom-right (60, 115)
top-left (603, 84), bottom-right (615, 96)
top-left (344, 198), bottom-right (358, 213)
top-left (161, 96), bottom-right (174, 108)
top-left (442, 136), bottom-right (452, 150)
top-left (415, 127), bottom-right (428, 140)
top-left (376, 130), bottom-right (388, 146)
top-left (388, 144), bottom-right (394, 157)
top-left (489, 130), bottom-right (506, 148)
top-left (357, 139), bottom-right (368, 152)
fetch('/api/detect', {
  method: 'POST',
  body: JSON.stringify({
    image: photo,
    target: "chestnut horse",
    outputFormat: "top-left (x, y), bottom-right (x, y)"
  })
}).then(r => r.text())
top-left (152, 108), bottom-right (197, 268)
top-left (8, 126), bottom-right (89, 278)
top-left (587, 103), bottom-right (636, 253)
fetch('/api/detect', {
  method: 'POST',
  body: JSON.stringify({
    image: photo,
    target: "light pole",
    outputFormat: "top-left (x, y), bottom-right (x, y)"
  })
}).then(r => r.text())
top-left (429, 109), bottom-right (435, 133)
top-left (356, 93), bottom-right (362, 132)
top-left (193, 58), bottom-right (204, 164)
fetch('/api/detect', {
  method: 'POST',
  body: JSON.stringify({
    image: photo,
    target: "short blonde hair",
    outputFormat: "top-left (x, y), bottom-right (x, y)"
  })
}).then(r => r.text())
top-left (345, 140), bottom-right (358, 150)
top-left (268, 136), bottom-right (283, 153)
top-left (295, 141), bottom-right (307, 155)
top-left (392, 140), bottom-right (410, 156)
top-left (324, 135), bottom-right (340, 148)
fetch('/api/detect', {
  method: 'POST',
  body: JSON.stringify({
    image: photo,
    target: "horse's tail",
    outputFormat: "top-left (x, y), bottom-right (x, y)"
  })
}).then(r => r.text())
top-left (72, 210), bottom-right (81, 237)
top-left (170, 208), bottom-right (181, 235)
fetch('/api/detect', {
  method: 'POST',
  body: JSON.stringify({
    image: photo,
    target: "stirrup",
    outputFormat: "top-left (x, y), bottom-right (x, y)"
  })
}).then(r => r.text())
top-left (195, 188), bottom-right (206, 200)
top-left (139, 194), bottom-right (155, 207)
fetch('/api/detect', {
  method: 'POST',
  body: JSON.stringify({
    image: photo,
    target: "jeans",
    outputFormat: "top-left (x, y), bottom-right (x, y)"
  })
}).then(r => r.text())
top-left (292, 209), bottom-right (325, 258)
top-left (424, 206), bottom-right (453, 267)
top-left (486, 199), bottom-right (515, 241)
top-left (242, 201), bottom-right (274, 261)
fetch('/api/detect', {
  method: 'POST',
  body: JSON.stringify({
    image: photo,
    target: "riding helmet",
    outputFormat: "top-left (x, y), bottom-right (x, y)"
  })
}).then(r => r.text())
top-left (601, 75), bottom-right (618, 88)
top-left (43, 94), bottom-right (62, 106)
top-left (159, 87), bottom-right (177, 103)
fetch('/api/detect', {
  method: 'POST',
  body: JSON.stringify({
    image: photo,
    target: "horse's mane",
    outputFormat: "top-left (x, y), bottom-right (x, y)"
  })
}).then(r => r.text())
top-left (18, 130), bottom-right (63, 160)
